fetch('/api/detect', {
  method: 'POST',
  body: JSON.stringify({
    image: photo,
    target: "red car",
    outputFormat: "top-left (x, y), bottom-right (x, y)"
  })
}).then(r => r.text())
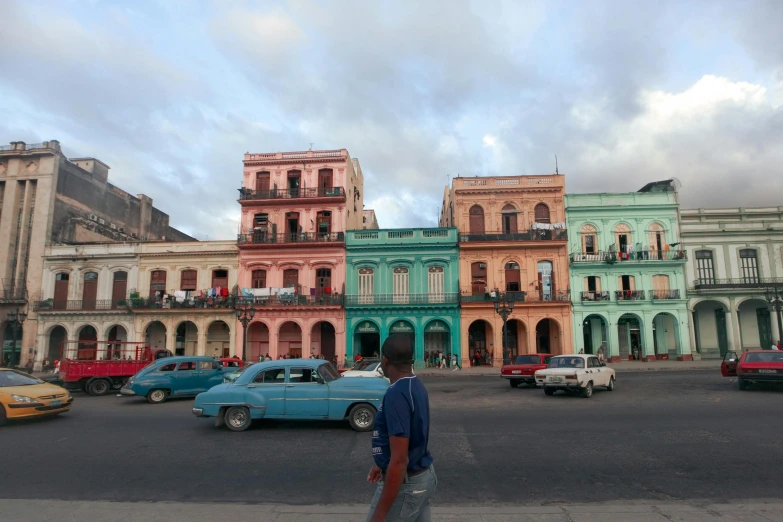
top-left (721, 350), bottom-right (783, 390)
top-left (501, 354), bottom-right (553, 388)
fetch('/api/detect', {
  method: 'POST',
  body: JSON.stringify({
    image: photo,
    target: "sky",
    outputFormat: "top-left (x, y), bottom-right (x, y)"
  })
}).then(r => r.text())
top-left (1, 0), bottom-right (782, 240)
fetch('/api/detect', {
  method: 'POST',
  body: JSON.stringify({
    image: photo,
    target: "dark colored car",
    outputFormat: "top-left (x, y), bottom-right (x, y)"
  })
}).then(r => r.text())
top-left (721, 350), bottom-right (783, 390)
top-left (500, 354), bottom-right (553, 388)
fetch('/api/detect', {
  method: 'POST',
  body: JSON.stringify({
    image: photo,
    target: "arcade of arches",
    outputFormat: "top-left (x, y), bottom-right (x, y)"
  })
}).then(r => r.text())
top-left (692, 298), bottom-right (780, 358)
top-left (246, 319), bottom-right (341, 361)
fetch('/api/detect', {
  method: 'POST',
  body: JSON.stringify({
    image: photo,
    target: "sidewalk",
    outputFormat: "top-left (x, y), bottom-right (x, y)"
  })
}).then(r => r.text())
top-left (418, 359), bottom-right (720, 376)
top-left (3, 499), bottom-right (783, 521)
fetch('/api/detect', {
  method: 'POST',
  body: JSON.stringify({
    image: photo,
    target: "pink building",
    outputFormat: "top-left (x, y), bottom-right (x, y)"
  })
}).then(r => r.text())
top-left (236, 149), bottom-right (364, 364)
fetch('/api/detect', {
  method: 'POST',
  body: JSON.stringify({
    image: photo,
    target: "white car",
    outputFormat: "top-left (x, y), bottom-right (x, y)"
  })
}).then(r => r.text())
top-left (535, 354), bottom-right (615, 398)
top-left (341, 358), bottom-right (385, 378)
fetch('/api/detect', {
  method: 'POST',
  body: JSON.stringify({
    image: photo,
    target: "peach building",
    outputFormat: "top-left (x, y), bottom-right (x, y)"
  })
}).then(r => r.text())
top-left (236, 149), bottom-right (364, 363)
top-left (440, 174), bottom-right (573, 366)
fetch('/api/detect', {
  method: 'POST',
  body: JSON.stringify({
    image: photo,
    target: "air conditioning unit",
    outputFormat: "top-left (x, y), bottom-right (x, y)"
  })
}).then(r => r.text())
top-left (89, 214), bottom-right (97, 221)
top-left (110, 223), bottom-right (117, 230)
top-left (99, 218), bottom-right (105, 225)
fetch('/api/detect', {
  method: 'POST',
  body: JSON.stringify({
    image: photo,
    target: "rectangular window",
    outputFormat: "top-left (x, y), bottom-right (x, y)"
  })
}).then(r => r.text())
top-left (181, 270), bottom-right (197, 291)
top-left (212, 269), bottom-right (228, 288)
top-left (358, 269), bottom-right (374, 304)
top-left (150, 270), bottom-right (167, 298)
top-left (740, 249), bottom-right (759, 283)
top-left (428, 267), bottom-right (445, 303)
top-left (584, 234), bottom-right (596, 254)
top-left (177, 362), bottom-right (197, 371)
top-left (393, 268), bottom-right (409, 304)
top-left (288, 368), bottom-right (315, 383)
top-left (253, 368), bottom-right (285, 383)
top-left (586, 276), bottom-right (600, 292)
top-left (695, 250), bottom-right (715, 284)
top-left (283, 269), bottom-right (299, 288)
top-left (252, 270), bottom-right (266, 289)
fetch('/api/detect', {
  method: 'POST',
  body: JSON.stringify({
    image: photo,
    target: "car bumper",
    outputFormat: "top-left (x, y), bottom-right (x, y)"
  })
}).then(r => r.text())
top-left (192, 407), bottom-right (204, 416)
top-left (6, 397), bottom-right (73, 419)
top-left (501, 375), bottom-right (535, 382)
top-left (739, 373), bottom-right (783, 383)
top-left (119, 388), bottom-right (136, 396)
top-left (538, 381), bottom-right (584, 390)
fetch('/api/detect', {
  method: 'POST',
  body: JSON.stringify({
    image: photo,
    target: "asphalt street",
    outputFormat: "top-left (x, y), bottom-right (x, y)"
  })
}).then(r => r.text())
top-left (2, 371), bottom-right (782, 506)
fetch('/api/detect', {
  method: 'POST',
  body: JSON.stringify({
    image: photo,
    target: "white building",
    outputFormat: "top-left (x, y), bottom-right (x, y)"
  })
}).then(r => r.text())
top-left (681, 207), bottom-right (783, 358)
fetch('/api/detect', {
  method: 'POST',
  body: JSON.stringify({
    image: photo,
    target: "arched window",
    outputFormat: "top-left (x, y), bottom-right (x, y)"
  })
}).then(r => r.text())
top-left (615, 224), bottom-right (632, 256)
top-left (580, 224), bottom-right (597, 254)
top-left (252, 269), bottom-right (266, 289)
top-left (504, 262), bottom-right (521, 292)
top-left (469, 205), bottom-right (484, 234)
top-left (501, 204), bottom-right (517, 234)
top-left (534, 203), bottom-right (550, 223)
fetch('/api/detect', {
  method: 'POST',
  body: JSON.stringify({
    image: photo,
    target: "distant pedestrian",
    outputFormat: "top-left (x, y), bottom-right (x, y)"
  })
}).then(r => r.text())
top-left (423, 351), bottom-right (429, 368)
top-left (578, 349), bottom-right (584, 354)
top-left (474, 350), bottom-right (480, 367)
top-left (597, 345), bottom-right (606, 364)
top-left (439, 352), bottom-right (446, 369)
top-left (451, 353), bottom-right (461, 371)
top-left (773, 341), bottom-right (780, 351)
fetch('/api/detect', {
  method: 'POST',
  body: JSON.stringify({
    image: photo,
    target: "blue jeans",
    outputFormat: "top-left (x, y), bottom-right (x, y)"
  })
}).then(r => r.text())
top-left (366, 466), bottom-right (437, 522)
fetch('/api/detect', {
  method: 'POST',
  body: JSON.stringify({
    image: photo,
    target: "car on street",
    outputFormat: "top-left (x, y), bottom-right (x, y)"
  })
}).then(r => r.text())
top-left (0, 368), bottom-right (73, 425)
top-left (721, 350), bottom-right (783, 389)
top-left (340, 357), bottom-right (384, 378)
top-left (192, 359), bottom-right (389, 432)
top-left (500, 354), bottom-right (553, 387)
top-left (534, 354), bottom-right (615, 398)
top-left (120, 356), bottom-right (236, 404)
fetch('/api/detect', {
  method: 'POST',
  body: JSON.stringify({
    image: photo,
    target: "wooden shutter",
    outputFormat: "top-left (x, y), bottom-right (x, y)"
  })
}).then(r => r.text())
top-left (212, 269), bottom-right (228, 288)
top-left (181, 270), bottom-right (197, 291)
top-left (534, 203), bottom-right (550, 223)
top-left (82, 272), bottom-right (98, 309)
top-left (255, 172), bottom-right (270, 192)
top-left (252, 270), bottom-right (266, 289)
top-left (112, 271), bottom-right (128, 307)
top-left (283, 269), bottom-right (299, 288)
top-left (150, 270), bottom-right (167, 298)
top-left (318, 169), bottom-right (333, 188)
top-left (54, 273), bottom-right (69, 309)
top-left (469, 206), bottom-right (484, 234)
top-left (471, 262), bottom-right (487, 295)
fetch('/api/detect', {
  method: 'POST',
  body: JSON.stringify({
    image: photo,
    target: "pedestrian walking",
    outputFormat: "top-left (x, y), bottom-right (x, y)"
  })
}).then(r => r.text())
top-left (423, 351), bottom-right (429, 368)
top-left (366, 333), bottom-right (436, 522)
top-left (439, 352), bottom-right (446, 369)
top-left (451, 353), bottom-right (461, 371)
top-left (597, 344), bottom-right (606, 364)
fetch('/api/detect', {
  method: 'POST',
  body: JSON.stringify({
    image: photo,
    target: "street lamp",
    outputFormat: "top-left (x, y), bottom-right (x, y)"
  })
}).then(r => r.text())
top-left (492, 290), bottom-right (515, 365)
top-left (235, 303), bottom-right (256, 360)
top-left (6, 308), bottom-right (27, 368)
top-left (763, 286), bottom-right (783, 346)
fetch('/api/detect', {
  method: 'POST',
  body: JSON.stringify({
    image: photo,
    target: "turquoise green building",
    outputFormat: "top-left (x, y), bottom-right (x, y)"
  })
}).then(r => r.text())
top-left (565, 181), bottom-right (693, 361)
top-left (345, 228), bottom-right (461, 368)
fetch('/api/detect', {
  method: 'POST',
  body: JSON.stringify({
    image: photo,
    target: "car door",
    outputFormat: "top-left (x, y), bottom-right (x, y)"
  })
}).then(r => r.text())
top-left (721, 351), bottom-right (739, 377)
top-left (172, 360), bottom-right (200, 395)
top-left (247, 367), bottom-right (286, 417)
top-left (586, 357), bottom-right (605, 385)
top-left (284, 366), bottom-right (329, 418)
top-left (197, 360), bottom-right (225, 392)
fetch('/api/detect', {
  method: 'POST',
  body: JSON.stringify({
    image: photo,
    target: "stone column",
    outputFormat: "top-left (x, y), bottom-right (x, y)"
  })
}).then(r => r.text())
top-left (770, 309), bottom-right (781, 345)
top-left (677, 311), bottom-right (694, 361)
top-left (414, 323), bottom-right (426, 369)
top-left (642, 314), bottom-right (656, 361)
top-left (725, 310), bottom-right (737, 352)
top-left (302, 323), bottom-right (312, 358)
top-left (269, 322), bottom-right (279, 359)
top-left (608, 316), bottom-right (621, 363)
top-left (573, 312), bottom-right (585, 354)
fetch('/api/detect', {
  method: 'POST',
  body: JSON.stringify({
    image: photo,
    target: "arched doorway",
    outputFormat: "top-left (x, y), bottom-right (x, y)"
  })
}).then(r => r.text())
top-left (77, 325), bottom-right (98, 360)
top-left (175, 321), bottom-right (198, 356)
top-left (582, 315), bottom-right (608, 355)
top-left (535, 319), bottom-right (560, 354)
top-left (354, 320), bottom-right (381, 359)
top-left (617, 314), bottom-right (643, 360)
top-left (106, 325), bottom-right (127, 359)
top-left (311, 321), bottom-right (336, 360)
top-left (693, 300), bottom-right (729, 358)
top-left (47, 326), bottom-right (67, 364)
top-left (424, 320), bottom-right (450, 361)
top-left (248, 322), bottom-right (270, 360)
top-left (653, 313), bottom-right (680, 359)
top-left (738, 298), bottom-right (773, 350)
top-left (501, 204), bottom-right (518, 235)
top-left (145, 321), bottom-right (167, 351)
top-left (278, 322), bottom-right (302, 358)
top-left (389, 321), bottom-right (415, 358)
top-left (503, 319), bottom-right (526, 357)
top-left (207, 321), bottom-right (230, 358)
top-left (468, 320), bottom-right (493, 366)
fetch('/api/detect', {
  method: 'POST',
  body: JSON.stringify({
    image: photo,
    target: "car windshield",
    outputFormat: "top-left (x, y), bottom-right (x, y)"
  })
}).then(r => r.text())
top-left (318, 363), bottom-right (340, 383)
top-left (549, 357), bottom-right (585, 369)
top-left (513, 355), bottom-right (541, 365)
top-left (352, 359), bottom-right (379, 371)
top-left (224, 367), bottom-right (249, 382)
top-left (0, 370), bottom-right (43, 387)
top-left (745, 352), bottom-right (783, 363)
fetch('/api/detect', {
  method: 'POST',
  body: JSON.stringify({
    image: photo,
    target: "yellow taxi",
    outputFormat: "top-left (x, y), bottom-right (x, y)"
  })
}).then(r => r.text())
top-left (0, 368), bottom-right (73, 425)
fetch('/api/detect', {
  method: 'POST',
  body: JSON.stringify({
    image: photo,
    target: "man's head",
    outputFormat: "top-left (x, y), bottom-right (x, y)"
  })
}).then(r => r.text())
top-left (381, 333), bottom-right (414, 377)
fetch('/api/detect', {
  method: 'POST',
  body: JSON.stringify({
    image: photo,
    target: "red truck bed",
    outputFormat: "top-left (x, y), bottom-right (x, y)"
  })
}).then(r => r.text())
top-left (56, 342), bottom-right (162, 395)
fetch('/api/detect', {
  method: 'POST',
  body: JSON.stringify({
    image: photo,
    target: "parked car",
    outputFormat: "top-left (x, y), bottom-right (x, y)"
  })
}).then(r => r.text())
top-left (0, 369), bottom-right (73, 425)
top-left (500, 354), bottom-right (553, 387)
top-left (341, 358), bottom-right (384, 378)
top-left (721, 350), bottom-right (783, 389)
top-left (120, 356), bottom-right (236, 404)
top-left (218, 358), bottom-right (244, 368)
top-left (193, 359), bottom-right (389, 432)
top-left (535, 354), bottom-right (615, 398)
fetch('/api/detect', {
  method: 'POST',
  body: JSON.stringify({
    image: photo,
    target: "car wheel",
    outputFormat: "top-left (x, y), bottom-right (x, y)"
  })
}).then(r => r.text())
top-left (0, 405), bottom-right (7, 426)
top-left (606, 377), bottom-right (615, 391)
top-left (581, 382), bottom-right (593, 398)
top-left (544, 386), bottom-right (555, 396)
top-left (87, 379), bottom-right (110, 396)
top-left (509, 380), bottom-right (519, 388)
top-left (224, 406), bottom-right (251, 432)
top-left (348, 404), bottom-right (376, 432)
top-left (147, 389), bottom-right (167, 404)
top-left (738, 378), bottom-right (748, 391)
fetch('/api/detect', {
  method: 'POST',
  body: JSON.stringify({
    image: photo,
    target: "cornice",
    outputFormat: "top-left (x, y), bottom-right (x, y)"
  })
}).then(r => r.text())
top-left (141, 251), bottom-right (238, 258)
top-left (244, 157), bottom-right (348, 167)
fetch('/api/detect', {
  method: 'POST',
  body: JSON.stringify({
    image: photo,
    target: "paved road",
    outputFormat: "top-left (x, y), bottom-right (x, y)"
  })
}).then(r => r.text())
top-left (2, 371), bottom-right (782, 506)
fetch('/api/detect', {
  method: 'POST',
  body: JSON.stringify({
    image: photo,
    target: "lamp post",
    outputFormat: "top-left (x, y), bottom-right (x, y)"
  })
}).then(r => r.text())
top-left (6, 308), bottom-right (27, 368)
top-left (764, 286), bottom-right (783, 346)
top-left (235, 303), bottom-right (256, 360)
top-left (492, 290), bottom-right (515, 365)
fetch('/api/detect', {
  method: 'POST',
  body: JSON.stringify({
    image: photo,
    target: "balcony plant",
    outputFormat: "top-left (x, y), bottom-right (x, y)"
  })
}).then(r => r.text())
top-left (38, 298), bottom-right (54, 310)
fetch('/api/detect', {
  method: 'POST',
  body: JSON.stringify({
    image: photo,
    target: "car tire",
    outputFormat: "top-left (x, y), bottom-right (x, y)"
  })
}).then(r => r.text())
top-left (348, 403), bottom-right (376, 432)
top-left (606, 377), bottom-right (615, 391)
top-left (87, 379), bottom-right (111, 396)
top-left (544, 386), bottom-right (555, 396)
top-left (510, 380), bottom-right (519, 388)
top-left (146, 389), bottom-right (167, 404)
top-left (224, 406), bottom-right (251, 432)
top-left (581, 382), bottom-right (593, 398)
top-left (0, 405), bottom-right (7, 426)
top-left (738, 378), bottom-right (748, 391)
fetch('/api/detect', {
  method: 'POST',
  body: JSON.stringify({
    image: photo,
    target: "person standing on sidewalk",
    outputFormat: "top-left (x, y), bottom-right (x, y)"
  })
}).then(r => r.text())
top-left (366, 333), bottom-right (436, 522)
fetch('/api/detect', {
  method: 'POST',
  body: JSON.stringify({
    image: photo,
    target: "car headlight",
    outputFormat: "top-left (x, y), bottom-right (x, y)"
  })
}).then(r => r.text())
top-left (11, 394), bottom-right (37, 403)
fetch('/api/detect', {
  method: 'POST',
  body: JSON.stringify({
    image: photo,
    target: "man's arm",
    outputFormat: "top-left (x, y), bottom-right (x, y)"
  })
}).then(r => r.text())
top-left (370, 436), bottom-right (409, 522)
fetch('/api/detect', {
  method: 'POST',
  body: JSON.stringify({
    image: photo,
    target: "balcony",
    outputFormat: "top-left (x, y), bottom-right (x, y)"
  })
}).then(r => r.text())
top-left (34, 300), bottom-right (126, 312)
top-left (460, 228), bottom-right (567, 243)
top-left (460, 291), bottom-right (527, 303)
top-left (615, 290), bottom-right (646, 302)
top-left (238, 186), bottom-right (346, 202)
top-left (650, 290), bottom-right (681, 300)
top-left (129, 294), bottom-right (237, 310)
top-left (238, 231), bottom-right (345, 246)
top-left (1, 279), bottom-right (27, 303)
top-left (581, 291), bottom-right (610, 302)
top-left (692, 277), bottom-right (783, 290)
top-left (240, 294), bottom-right (343, 307)
top-left (345, 293), bottom-right (460, 306)
top-left (346, 228), bottom-right (457, 246)
top-left (570, 250), bottom-right (687, 263)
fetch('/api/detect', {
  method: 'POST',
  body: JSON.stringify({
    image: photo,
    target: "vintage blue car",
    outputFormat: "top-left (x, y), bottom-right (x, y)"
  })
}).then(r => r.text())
top-left (120, 356), bottom-right (235, 404)
top-left (192, 359), bottom-right (389, 432)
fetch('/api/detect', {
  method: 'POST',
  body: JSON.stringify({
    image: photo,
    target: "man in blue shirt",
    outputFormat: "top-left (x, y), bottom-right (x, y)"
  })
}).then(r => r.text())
top-left (366, 333), bottom-right (436, 522)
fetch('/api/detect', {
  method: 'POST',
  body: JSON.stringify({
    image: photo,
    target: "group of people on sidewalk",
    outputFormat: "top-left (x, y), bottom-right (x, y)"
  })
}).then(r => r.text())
top-left (423, 350), bottom-right (460, 371)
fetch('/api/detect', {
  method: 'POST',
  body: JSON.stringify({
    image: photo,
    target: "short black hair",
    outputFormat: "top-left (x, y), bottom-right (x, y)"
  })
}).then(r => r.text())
top-left (381, 333), bottom-right (414, 370)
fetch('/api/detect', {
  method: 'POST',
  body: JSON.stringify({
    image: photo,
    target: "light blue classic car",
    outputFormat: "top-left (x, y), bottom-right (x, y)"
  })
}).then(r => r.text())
top-left (120, 356), bottom-right (236, 404)
top-left (192, 359), bottom-right (389, 432)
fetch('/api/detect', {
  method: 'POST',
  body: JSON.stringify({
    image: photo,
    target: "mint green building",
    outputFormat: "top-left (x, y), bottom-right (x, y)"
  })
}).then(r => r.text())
top-left (565, 181), bottom-right (693, 361)
top-left (345, 228), bottom-right (461, 368)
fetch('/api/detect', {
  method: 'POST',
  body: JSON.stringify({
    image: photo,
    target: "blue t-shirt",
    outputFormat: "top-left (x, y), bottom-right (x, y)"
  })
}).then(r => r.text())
top-left (372, 376), bottom-right (433, 472)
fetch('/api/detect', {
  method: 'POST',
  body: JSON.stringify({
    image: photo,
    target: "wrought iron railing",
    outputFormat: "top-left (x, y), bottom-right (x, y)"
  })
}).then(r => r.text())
top-left (650, 290), bottom-right (681, 300)
top-left (34, 299), bottom-right (125, 311)
top-left (1, 279), bottom-right (27, 302)
top-left (692, 277), bottom-right (783, 289)
top-left (238, 231), bottom-right (345, 245)
top-left (238, 186), bottom-right (346, 201)
top-left (345, 293), bottom-right (460, 306)
top-left (240, 294), bottom-right (343, 306)
top-left (571, 250), bottom-right (687, 263)
top-left (526, 290), bottom-right (571, 302)
top-left (129, 295), bottom-right (238, 310)
top-left (615, 290), bottom-right (647, 301)
top-left (581, 291), bottom-right (610, 302)
top-left (459, 291), bottom-right (526, 303)
top-left (460, 228), bottom-right (567, 242)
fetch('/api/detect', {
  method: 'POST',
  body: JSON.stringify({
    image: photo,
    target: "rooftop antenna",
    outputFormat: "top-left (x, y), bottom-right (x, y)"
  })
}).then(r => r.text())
top-left (309, 143), bottom-right (314, 150)
top-left (555, 155), bottom-right (559, 175)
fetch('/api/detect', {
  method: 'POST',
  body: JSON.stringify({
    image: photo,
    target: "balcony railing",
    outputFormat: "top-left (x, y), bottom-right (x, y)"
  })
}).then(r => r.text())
top-left (238, 187), bottom-right (346, 201)
top-left (650, 290), bottom-right (681, 300)
top-left (238, 232), bottom-right (345, 245)
top-left (240, 295), bottom-right (343, 307)
top-left (526, 290), bottom-right (571, 302)
top-left (615, 290), bottom-right (646, 301)
top-left (129, 295), bottom-right (238, 310)
top-left (692, 277), bottom-right (783, 290)
top-left (460, 291), bottom-right (527, 303)
top-left (460, 228), bottom-right (567, 243)
top-left (345, 293), bottom-right (459, 306)
top-left (571, 250), bottom-right (687, 263)
top-left (581, 291), bottom-right (610, 302)
top-left (1, 279), bottom-right (27, 302)
top-left (34, 299), bottom-right (125, 311)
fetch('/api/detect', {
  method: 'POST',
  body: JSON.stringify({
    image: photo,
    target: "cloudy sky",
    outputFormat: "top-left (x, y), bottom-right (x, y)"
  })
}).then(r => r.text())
top-left (1, 0), bottom-right (782, 239)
